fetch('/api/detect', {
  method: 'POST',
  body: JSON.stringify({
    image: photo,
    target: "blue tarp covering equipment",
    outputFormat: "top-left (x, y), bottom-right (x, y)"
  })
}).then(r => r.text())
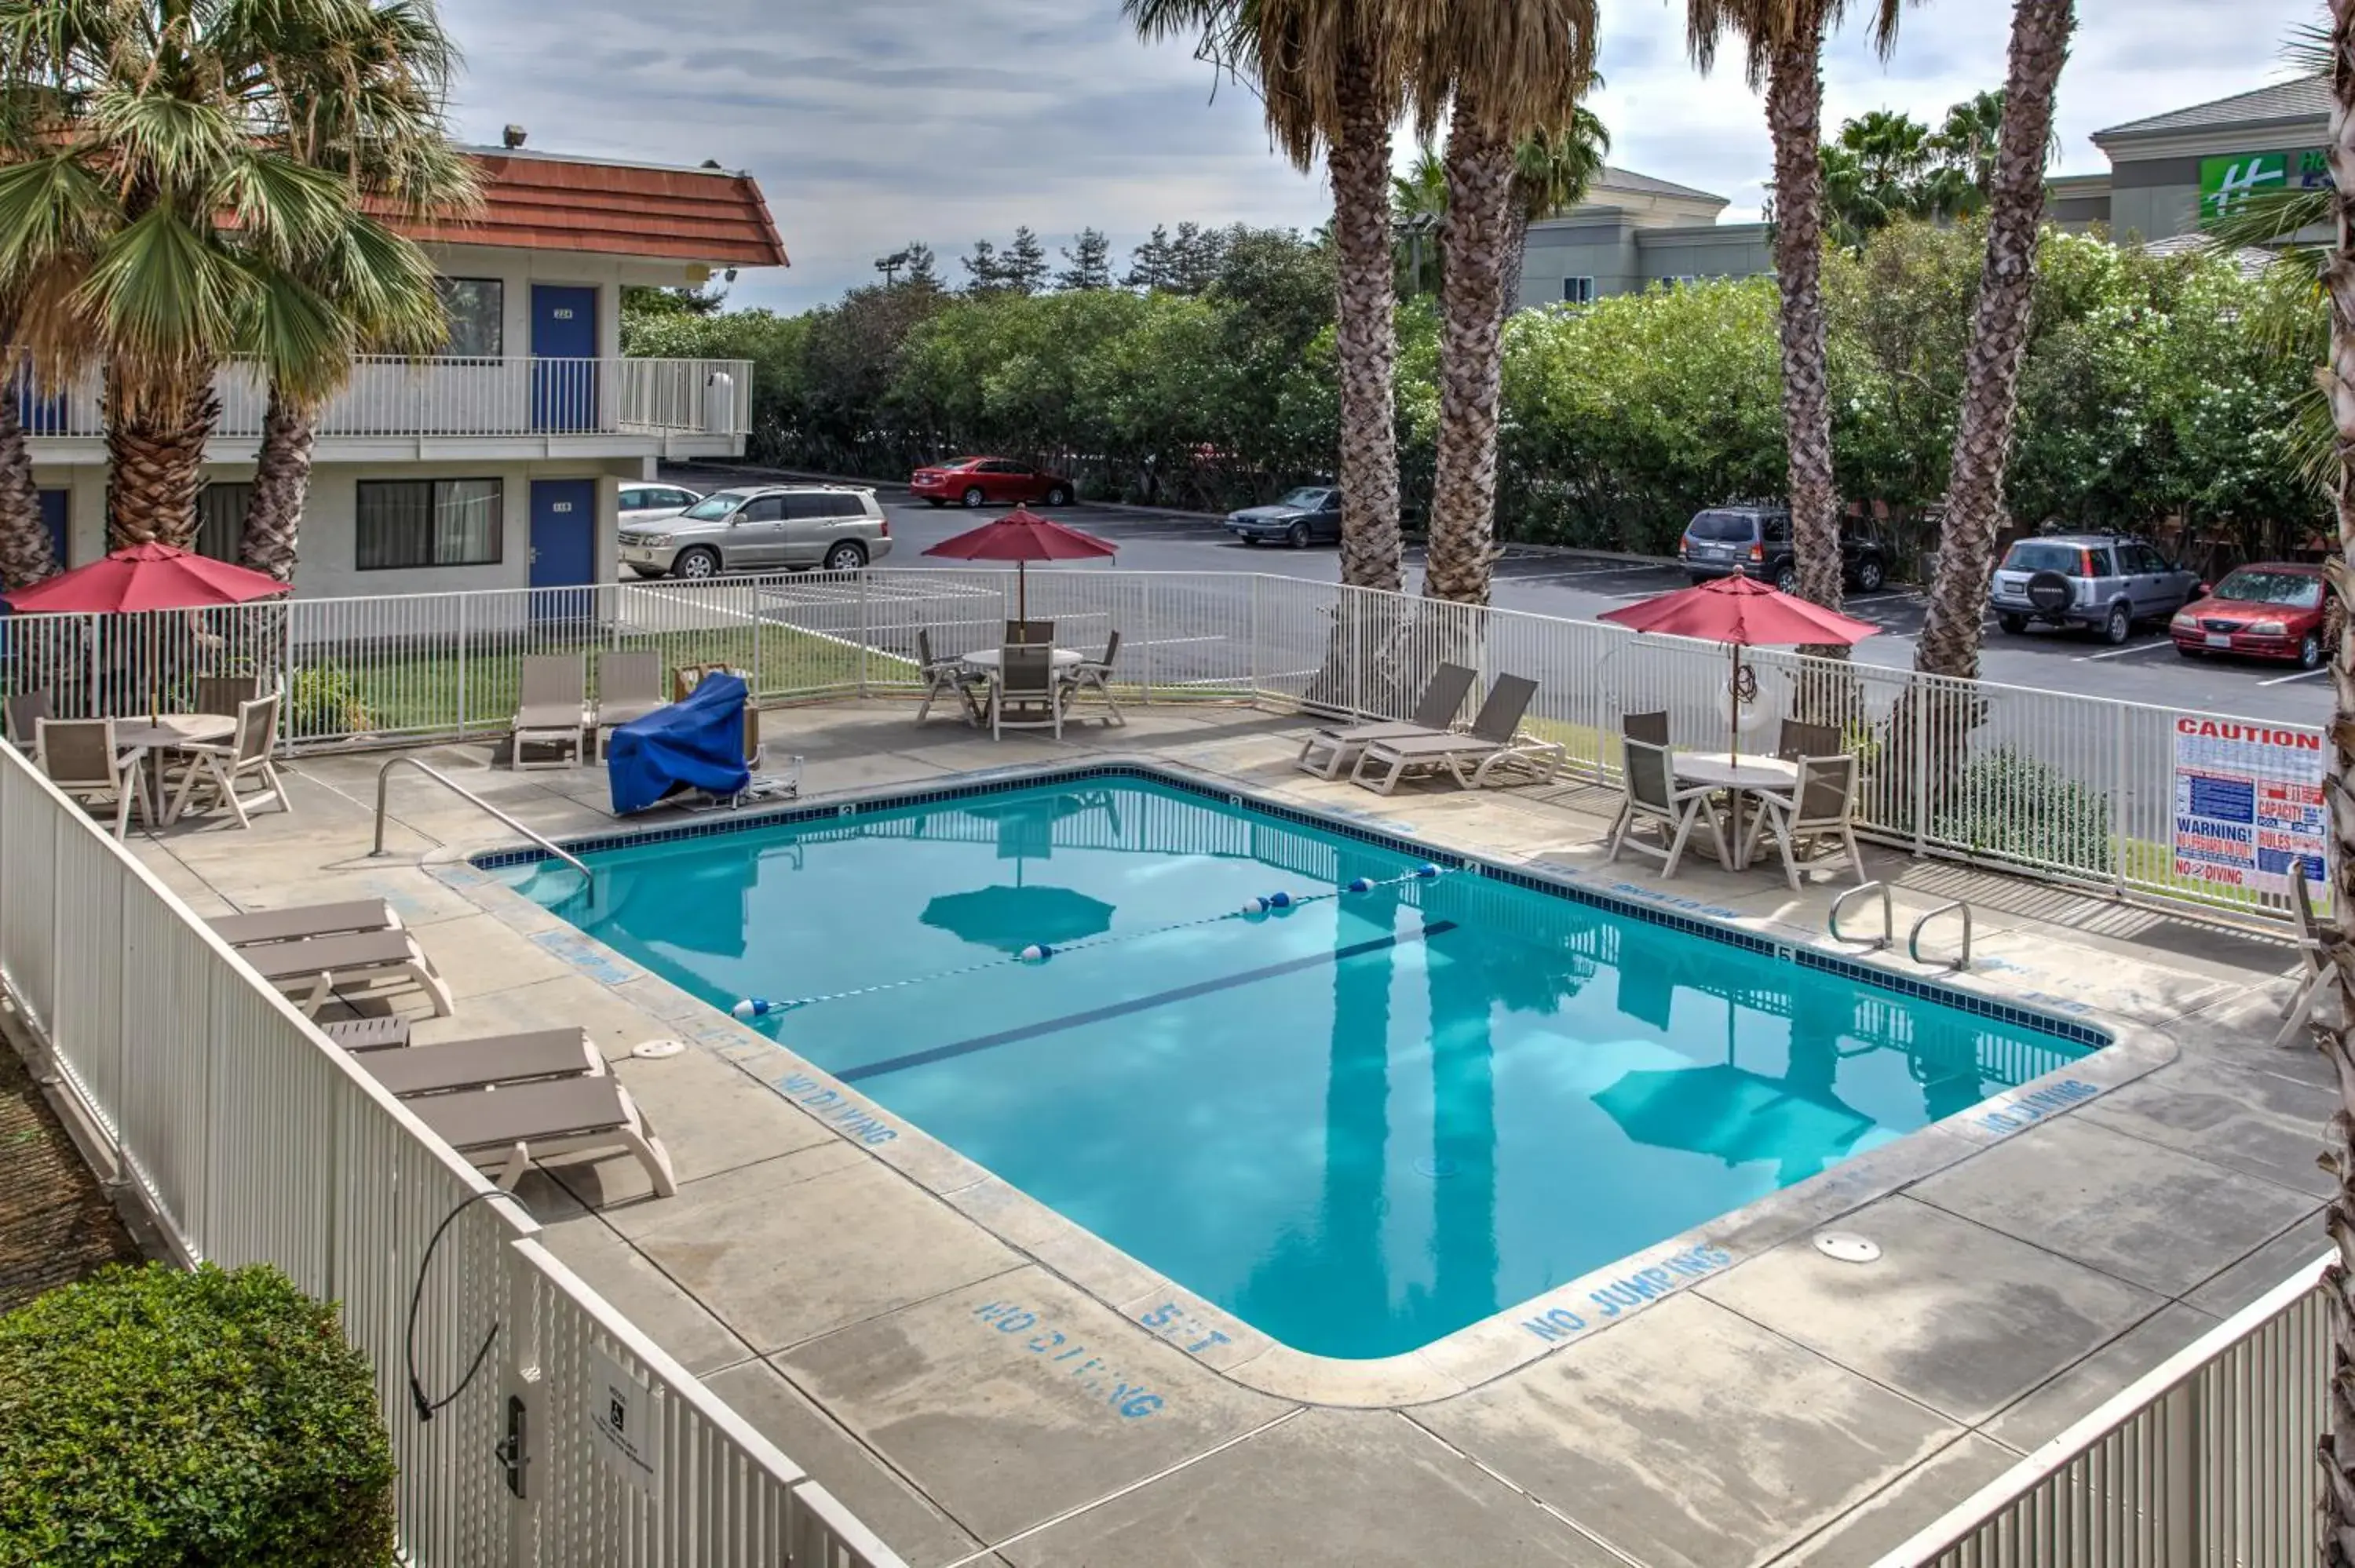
top-left (606, 672), bottom-right (751, 815)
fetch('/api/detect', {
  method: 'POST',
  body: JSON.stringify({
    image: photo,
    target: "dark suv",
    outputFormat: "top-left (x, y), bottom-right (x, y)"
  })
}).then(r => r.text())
top-left (1678, 506), bottom-right (1889, 596)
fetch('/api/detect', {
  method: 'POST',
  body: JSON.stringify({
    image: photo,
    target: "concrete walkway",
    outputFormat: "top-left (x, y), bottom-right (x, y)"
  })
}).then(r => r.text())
top-left (129, 697), bottom-right (2326, 1568)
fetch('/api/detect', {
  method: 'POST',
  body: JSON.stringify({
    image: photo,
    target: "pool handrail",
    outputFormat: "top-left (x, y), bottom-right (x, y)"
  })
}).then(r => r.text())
top-left (1828, 881), bottom-right (1891, 950)
top-left (1909, 898), bottom-right (1972, 969)
top-left (369, 754), bottom-right (595, 905)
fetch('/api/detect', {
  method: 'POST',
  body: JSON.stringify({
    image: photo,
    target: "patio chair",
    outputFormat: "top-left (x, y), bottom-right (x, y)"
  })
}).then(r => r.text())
top-left (510, 654), bottom-right (588, 770)
top-left (406, 1075), bottom-right (677, 1197)
top-left (5, 689), bottom-right (54, 750)
top-left (915, 628), bottom-right (986, 724)
top-left (211, 898), bottom-right (402, 947)
top-left (239, 928), bottom-right (455, 1019)
top-left (1066, 630), bottom-right (1124, 726)
top-left (1349, 675), bottom-right (1565, 795)
top-left (164, 695), bottom-right (288, 827)
top-left (989, 643), bottom-right (1068, 740)
top-left (1740, 753), bottom-right (1864, 890)
top-left (1005, 619), bottom-right (1056, 647)
top-left (1776, 718), bottom-right (1841, 764)
top-left (1608, 738), bottom-right (1729, 880)
top-left (346, 1027), bottom-right (606, 1099)
top-left (1294, 662), bottom-right (1478, 779)
top-left (2273, 875), bottom-right (2340, 1049)
top-left (35, 717), bottom-right (144, 841)
top-left (1621, 709), bottom-right (1669, 747)
top-left (593, 651), bottom-right (669, 757)
top-left (193, 673), bottom-right (265, 717)
top-left (319, 1016), bottom-right (413, 1051)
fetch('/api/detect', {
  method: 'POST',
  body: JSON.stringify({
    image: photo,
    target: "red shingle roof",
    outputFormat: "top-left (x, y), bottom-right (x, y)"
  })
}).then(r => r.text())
top-left (391, 149), bottom-right (787, 268)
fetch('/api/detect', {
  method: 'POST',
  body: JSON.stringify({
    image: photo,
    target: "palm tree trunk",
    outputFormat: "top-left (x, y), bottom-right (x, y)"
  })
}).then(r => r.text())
top-left (104, 366), bottom-right (219, 552)
top-left (1425, 93), bottom-right (1517, 608)
top-left (2313, 6), bottom-right (2355, 1555)
top-left (0, 350), bottom-right (58, 589)
top-left (239, 385), bottom-right (317, 583)
top-left (1329, 41), bottom-right (1404, 594)
top-left (1765, 5), bottom-right (1842, 636)
top-left (1912, 0), bottom-right (2076, 681)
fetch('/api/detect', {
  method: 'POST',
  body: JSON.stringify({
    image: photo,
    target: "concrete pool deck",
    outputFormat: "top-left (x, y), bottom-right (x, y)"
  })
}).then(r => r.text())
top-left (130, 698), bottom-right (2331, 1568)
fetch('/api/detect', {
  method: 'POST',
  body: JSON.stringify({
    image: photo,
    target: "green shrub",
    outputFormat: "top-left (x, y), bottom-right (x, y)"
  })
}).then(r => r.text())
top-left (1930, 746), bottom-right (2115, 874)
top-left (287, 662), bottom-right (374, 739)
top-left (0, 1263), bottom-right (396, 1567)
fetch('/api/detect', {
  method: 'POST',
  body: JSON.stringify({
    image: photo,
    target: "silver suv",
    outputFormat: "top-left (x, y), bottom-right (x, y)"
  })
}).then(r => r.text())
top-left (1988, 534), bottom-right (2203, 646)
top-left (621, 486), bottom-right (892, 579)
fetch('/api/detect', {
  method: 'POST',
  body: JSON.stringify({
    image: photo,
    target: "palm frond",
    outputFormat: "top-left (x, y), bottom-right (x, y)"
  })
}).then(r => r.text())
top-left (76, 203), bottom-right (256, 383)
top-left (209, 146), bottom-right (352, 261)
top-left (2205, 183), bottom-right (2331, 250)
top-left (232, 251), bottom-right (350, 403)
top-left (0, 151), bottom-right (118, 290)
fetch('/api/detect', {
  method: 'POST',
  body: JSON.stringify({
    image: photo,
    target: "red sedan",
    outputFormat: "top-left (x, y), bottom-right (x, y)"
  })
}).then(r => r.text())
top-left (2170, 562), bottom-right (2330, 669)
top-left (909, 456), bottom-right (1075, 509)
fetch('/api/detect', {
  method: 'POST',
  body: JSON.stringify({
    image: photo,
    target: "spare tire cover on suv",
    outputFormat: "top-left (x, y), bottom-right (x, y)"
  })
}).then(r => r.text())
top-left (2025, 571), bottom-right (2074, 613)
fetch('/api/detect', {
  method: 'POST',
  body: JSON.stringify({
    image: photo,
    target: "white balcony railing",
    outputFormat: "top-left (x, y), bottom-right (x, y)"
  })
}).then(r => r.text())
top-left (16, 356), bottom-right (753, 443)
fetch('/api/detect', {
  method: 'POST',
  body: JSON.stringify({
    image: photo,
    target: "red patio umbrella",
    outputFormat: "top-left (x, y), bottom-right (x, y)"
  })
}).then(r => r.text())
top-left (1599, 575), bottom-right (1877, 761)
top-left (3, 543), bottom-right (290, 720)
top-left (921, 505), bottom-right (1116, 619)
top-left (3, 542), bottom-right (288, 614)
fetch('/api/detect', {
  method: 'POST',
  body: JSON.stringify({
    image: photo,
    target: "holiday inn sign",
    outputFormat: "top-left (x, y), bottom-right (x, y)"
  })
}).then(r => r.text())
top-left (2200, 148), bottom-right (2332, 224)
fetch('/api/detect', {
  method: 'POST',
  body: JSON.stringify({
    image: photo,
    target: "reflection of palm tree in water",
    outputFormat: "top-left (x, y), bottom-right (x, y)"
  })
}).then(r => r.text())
top-left (1420, 874), bottom-right (1499, 1336)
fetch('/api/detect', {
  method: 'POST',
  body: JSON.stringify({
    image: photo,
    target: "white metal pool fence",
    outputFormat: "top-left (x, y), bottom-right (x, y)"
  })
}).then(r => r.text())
top-left (0, 566), bottom-right (2313, 924)
top-left (0, 738), bottom-right (907, 1568)
top-left (1875, 1251), bottom-right (2336, 1568)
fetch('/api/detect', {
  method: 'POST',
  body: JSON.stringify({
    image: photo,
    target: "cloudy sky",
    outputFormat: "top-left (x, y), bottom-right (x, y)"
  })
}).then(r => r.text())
top-left (438, 0), bottom-right (2320, 313)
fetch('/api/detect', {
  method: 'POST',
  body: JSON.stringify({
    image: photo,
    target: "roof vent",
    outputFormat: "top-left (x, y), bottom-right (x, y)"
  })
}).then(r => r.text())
top-left (502, 124), bottom-right (528, 149)
top-left (700, 159), bottom-right (723, 170)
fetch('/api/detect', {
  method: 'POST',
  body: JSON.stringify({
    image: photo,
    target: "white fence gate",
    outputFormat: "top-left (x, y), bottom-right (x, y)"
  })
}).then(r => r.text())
top-left (0, 738), bottom-right (905, 1567)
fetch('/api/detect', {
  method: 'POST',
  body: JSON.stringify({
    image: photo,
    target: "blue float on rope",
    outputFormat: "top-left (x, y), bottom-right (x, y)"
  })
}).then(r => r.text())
top-left (1415, 863), bottom-right (1441, 880)
top-left (1018, 943), bottom-right (1053, 963)
top-left (1345, 877), bottom-right (1374, 894)
top-left (1266, 891), bottom-right (1293, 910)
top-left (733, 997), bottom-right (782, 1019)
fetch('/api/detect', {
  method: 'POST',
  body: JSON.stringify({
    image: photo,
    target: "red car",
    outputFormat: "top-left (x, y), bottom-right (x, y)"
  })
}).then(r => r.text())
top-left (909, 456), bottom-right (1075, 509)
top-left (2170, 562), bottom-right (2330, 669)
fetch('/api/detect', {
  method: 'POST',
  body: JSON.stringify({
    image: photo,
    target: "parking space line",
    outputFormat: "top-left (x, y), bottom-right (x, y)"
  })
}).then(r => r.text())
top-left (2258, 666), bottom-right (2328, 687)
top-left (2075, 642), bottom-right (2173, 662)
top-left (1842, 593), bottom-right (1916, 608)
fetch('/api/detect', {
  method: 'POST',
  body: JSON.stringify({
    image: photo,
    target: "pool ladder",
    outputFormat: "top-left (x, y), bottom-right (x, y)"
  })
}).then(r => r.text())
top-left (369, 756), bottom-right (596, 906)
top-left (1827, 882), bottom-right (1972, 970)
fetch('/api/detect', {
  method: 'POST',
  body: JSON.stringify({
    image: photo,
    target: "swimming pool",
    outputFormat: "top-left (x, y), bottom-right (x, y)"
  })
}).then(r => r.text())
top-left (493, 766), bottom-right (2104, 1361)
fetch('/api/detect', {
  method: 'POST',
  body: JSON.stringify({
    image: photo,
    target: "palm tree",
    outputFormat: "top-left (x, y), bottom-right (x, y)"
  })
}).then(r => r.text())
top-left (0, 325), bottom-right (60, 588)
top-left (237, 5), bottom-right (476, 582)
top-left (1126, 0), bottom-right (1413, 592)
top-left (1687, 0), bottom-right (1901, 633)
top-left (0, 0), bottom-right (402, 554)
top-left (1911, 0), bottom-right (2076, 682)
top-left (1393, 142), bottom-right (1447, 298)
top-left (1502, 101), bottom-right (1609, 329)
top-left (1418, 0), bottom-right (1597, 608)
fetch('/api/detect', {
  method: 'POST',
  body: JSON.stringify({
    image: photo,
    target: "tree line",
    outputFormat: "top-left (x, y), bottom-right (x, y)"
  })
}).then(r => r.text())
top-left (626, 216), bottom-right (2317, 557)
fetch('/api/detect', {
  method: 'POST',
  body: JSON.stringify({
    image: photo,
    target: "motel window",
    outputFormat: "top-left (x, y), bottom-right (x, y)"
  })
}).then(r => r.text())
top-left (195, 482), bottom-right (252, 563)
top-left (356, 478), bottom-right (503, 570)
top-left (435, 279), bottom-right (504, 358)
top-left (1562, 276), bottom-right (1595, 304)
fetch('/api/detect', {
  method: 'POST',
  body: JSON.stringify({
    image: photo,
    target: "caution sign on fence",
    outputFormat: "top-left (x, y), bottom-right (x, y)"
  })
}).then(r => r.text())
top-left (2171, 717), bottom-right (2326, 895)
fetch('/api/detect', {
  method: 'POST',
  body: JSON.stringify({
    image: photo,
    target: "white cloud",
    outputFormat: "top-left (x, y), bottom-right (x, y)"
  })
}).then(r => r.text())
top-left (435, 0), bottom-right (2322, 309)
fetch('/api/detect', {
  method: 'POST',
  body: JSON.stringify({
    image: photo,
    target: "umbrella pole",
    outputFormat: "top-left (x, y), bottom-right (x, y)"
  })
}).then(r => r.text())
top-left (1018, 560), bottom-right (1028, 623)
top-left (1727, 642), bottom-right (1740, 764)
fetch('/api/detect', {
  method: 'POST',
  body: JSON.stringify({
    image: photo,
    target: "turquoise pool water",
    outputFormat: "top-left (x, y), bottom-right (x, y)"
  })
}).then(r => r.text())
top-left (498, 772), bottom-right (2098, 1360)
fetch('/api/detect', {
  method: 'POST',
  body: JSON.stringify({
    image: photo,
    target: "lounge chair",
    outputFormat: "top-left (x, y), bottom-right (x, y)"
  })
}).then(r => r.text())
top-left (1740, 753), bottom-right (1864, 890)
top-left (1295, 662), bottom-right (1478, 779)
top-left (211, 898), bottom-right (403, 947)
top-left (1608, 738), bottom-right (1729, 880)
top-left (1776, 718), bottom-right (1841, 763)
top-left (2273, 875), bottom-right (2340, 1049)
top-left (593, 651), bottom-right (668, 759)
top-left (1067, 630), bottom-right (1124, 726)
top-left (5, 689), bottom-right (54, 749)
top-left (1621, 709), bottom-right (1670, 747)
top-left (989, 643), bottom-right (1068, 740)
top-left (164, 694), bottom-right (288, 826)
top-left (510, 654), bottom-right (588, 770)
top-left (407, 1076), bottom-right (677, 1197)
top-left (915, 628), bottom-right (985, 724)
top-left (35, 717), bottom-right (146, 840)
top-left (240, 928), bottom-right (455, 1019)
top-left (1349, 676), bottom-right (1564, 795)
top-left (320, 1016), bottom-right (412, 1051)
top-left (349, 1027), bottom-right (604, 1099)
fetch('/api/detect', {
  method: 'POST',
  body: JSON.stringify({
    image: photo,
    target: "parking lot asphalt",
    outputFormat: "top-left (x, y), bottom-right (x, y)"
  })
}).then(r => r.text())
top-left (659, 466), bottom-right (2330, 725)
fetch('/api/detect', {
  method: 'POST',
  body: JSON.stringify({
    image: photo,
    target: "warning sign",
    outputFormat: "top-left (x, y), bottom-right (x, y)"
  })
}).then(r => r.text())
top-left (2171, 717), bottom-right (2325, 896)
top-left (589, 1344), bottom-right (662, 1501)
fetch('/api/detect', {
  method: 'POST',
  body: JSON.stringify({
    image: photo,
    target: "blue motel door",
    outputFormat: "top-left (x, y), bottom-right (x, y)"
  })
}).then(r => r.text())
top-left (530, 284), bottom-right (599, 433)
top-left (529, 478), bottom-right (597, 622)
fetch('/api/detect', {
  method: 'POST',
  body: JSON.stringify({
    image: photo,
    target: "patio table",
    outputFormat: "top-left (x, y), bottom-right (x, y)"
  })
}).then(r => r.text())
top-left (1674, 750), bottom-right (1798, 873)
top-left (109, 714), bottom-right (239, 824)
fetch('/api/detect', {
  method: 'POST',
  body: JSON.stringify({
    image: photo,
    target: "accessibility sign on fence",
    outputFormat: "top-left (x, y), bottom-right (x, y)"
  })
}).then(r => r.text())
top-left (2171, 717), bottom-right (2326, 895)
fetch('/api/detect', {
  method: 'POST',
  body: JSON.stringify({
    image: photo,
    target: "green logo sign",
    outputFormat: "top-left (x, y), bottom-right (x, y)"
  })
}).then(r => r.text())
top-left (2200, 148), bottom-right (2332, 225)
